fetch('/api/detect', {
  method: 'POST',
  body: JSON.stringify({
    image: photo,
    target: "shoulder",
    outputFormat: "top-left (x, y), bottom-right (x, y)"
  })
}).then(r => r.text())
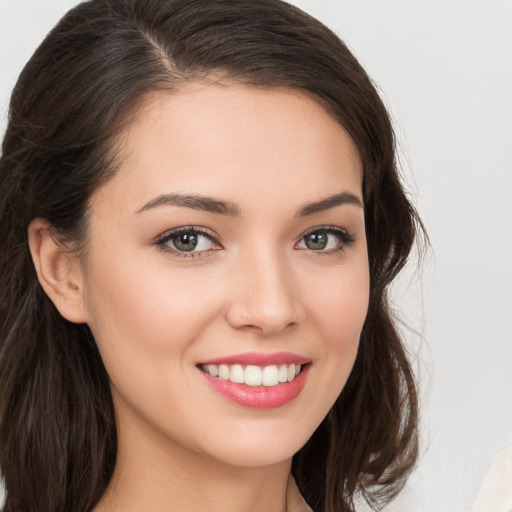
top-left (472, 444), bottom-right (512, 512)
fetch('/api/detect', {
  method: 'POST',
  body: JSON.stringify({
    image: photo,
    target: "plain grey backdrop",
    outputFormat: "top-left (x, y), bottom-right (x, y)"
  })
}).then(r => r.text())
top-left (1, 1), bottom-right (511, 510)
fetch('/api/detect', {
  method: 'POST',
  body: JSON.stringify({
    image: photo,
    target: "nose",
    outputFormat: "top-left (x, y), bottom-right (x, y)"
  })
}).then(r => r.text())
top-left (225, 248), bottom-right (302, 336)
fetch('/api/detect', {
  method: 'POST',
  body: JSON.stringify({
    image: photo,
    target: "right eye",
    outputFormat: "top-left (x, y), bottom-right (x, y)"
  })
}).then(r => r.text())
top-left (156, 227), bottom-right (221, 256)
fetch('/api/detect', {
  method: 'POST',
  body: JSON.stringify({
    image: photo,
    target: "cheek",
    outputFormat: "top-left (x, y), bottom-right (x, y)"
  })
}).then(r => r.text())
top-left (324, 280), bottom-right (368, 352)
top-left (83, 255), bottom-right (224, 380)
top-left (307, 260), bottom-right (370, 347)
top-left (305, 261), bottom-right (369, 391)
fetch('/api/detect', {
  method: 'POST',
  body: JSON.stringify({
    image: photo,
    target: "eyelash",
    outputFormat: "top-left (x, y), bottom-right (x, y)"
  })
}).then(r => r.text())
top-left (298, 226), bottom-right (356, 254)
top-left (155, 225), bottom-right (355, 258)
top-left (155, 226), bottom-right (221, 258)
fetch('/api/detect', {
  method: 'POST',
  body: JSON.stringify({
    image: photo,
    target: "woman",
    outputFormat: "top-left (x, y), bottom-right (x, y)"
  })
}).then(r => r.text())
top-left (0, 0), bottom-right (422, 511)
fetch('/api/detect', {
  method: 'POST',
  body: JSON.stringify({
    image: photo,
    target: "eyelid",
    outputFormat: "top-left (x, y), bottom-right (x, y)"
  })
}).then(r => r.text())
top-left (295, 225), bottom-right (356, 251)
top-left (155, 225), bottom-right (223, 256)
top-left (153, 224), bottom-right (355, 258)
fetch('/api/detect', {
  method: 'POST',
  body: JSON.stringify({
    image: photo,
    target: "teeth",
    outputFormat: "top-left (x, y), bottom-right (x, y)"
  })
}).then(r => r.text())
top-left (230, 364), bottom-right (245, 384)
top-left (245, 365), bottom-right (262, 386)
top-left (202, 363), bottom-right (302, 387)
top-left (208, 364), bottom-right (219, 377)
top-left (278, 364), bottom-right (288, 383)
top-left (262, 365), bottom-right (279, 386)
top-left (218, 364), bottom-right (230, 380)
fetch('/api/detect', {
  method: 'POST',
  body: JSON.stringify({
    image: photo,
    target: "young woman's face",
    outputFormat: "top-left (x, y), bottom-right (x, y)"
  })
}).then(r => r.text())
top-left (81, 84), bottom-right (369, 468)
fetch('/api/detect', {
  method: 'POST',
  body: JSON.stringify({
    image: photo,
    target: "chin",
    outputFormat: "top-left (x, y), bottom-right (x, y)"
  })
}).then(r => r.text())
top-left (193, 415), bottom-right (320, 469)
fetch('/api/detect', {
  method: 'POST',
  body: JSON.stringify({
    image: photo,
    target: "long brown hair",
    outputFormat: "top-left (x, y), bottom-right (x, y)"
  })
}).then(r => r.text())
top-left (0, 1), bottom-right (422, 510)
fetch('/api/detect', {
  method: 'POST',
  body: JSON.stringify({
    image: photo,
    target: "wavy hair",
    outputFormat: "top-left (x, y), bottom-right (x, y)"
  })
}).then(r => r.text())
top-left (0, 1), bottom-right (422, 510)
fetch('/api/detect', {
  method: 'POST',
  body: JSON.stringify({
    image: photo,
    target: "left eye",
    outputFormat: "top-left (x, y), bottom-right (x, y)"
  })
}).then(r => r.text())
top-left (296, 228), bottom-right (350, 251)
top-left (159, 229), bottom-right (217, 253)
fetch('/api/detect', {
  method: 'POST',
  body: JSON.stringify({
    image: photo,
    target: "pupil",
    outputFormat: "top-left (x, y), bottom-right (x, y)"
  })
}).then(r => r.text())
top-left (306, 232), bottom-right (327, 250)
top-left (174, 233), bottom-right (198, 251)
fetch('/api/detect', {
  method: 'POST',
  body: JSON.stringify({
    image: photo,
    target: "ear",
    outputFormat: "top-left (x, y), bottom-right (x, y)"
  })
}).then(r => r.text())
top-left (28, 218), bottom-right (89, 324)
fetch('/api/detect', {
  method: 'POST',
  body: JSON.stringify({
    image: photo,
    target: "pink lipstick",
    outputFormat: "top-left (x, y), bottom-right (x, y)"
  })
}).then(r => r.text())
top-left (199, 351), bottom-right (310, 367)
top-left (197, 352), bottom-right (311, 409)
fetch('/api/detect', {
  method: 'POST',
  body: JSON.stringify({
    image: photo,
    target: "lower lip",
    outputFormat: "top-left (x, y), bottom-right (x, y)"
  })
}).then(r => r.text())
top-left (199, 364), bottom-right (311, 409)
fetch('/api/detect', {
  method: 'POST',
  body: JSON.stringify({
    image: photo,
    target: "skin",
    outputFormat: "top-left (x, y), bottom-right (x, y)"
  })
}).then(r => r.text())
top-left (29, 84), bottom-right (369, 512)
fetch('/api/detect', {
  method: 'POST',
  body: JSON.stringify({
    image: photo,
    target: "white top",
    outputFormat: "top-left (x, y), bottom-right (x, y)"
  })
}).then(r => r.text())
top-left (472, 444), bottom-right (512, 512)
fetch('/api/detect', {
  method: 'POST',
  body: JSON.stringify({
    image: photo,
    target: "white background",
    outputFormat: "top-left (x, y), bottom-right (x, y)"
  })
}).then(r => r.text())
top-left (1, 1), bottom-right (511, 511)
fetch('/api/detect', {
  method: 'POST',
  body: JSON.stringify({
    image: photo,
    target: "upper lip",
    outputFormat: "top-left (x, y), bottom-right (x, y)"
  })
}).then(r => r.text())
top-left (198, 351), bottom-right (311, 366)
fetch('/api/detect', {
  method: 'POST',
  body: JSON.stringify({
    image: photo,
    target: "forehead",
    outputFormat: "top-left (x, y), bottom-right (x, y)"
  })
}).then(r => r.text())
top-left (93, 83), bottom-right (363, 216)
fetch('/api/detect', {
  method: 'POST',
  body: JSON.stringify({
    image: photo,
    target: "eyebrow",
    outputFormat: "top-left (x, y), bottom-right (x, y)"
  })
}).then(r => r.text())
top-left (135, 191), bottom-right (363, 217)
top-left (297, 192), bottom-right (363, 216)
top-left (136, 193), bottom-right (242, 217)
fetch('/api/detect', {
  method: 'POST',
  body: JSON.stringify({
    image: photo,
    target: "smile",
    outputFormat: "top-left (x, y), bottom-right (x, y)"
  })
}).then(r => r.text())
top-left (197, 352), bottom-right (311, 409)
top-left (200, 363), bottom-right (302, 387)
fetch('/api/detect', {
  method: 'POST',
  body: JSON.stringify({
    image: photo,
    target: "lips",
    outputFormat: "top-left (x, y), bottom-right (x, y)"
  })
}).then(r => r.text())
top-left (199, 351), bottom-right (311, 366)
top-left (197, 352), bottom-right (311, 408)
